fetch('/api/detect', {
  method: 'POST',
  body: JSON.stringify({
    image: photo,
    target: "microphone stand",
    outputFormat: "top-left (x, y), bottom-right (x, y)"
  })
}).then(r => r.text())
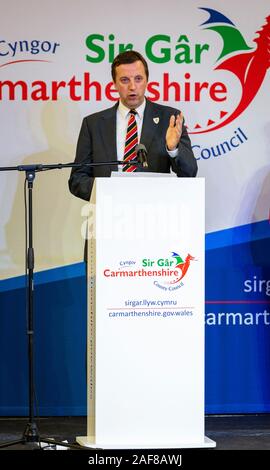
top-left (0, 159), bottom-right (141, 450)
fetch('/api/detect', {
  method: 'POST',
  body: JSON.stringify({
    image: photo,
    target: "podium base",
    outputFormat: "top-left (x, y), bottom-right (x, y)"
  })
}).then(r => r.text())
top-left (76, 435), bottom-right (216, 449)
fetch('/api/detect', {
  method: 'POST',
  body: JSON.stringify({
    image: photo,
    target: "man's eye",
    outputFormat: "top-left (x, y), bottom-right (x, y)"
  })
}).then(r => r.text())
top-left (135, 76), bottom-right (143, 82)
top-left (120, 78), bottom-right (129, 84)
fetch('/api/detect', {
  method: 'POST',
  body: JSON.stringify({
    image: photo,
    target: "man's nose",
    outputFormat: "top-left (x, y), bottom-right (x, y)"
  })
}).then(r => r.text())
top-left (128, 79), bottom-right (136, 90)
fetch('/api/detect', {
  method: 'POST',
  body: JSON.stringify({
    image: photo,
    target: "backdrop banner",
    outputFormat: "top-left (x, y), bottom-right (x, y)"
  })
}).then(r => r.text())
top-left (0, 0), bottom-right (269, 414)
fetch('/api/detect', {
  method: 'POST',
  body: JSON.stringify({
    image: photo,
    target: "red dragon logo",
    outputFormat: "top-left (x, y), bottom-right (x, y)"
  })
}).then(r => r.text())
top-left (189, 7), bottom-right (270, 134)
top-left (166, 252), bottom-right (195, 285)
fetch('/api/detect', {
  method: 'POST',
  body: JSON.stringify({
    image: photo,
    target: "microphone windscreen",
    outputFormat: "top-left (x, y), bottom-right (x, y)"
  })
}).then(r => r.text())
top-left (135, 143), bottom-right (147, 155)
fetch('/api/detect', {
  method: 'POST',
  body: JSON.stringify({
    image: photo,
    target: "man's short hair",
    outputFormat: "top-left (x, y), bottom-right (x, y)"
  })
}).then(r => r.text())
top-left (111, 50), bottom-right (149, 82)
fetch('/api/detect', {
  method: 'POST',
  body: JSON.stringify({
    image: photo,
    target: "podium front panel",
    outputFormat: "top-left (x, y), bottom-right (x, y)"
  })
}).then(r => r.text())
top-left (87, 176), bottom-right (205, 448)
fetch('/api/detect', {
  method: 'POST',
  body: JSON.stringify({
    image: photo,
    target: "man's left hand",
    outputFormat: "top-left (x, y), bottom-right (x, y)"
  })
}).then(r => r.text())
top-left (166, 112), bottom-right (183, 151)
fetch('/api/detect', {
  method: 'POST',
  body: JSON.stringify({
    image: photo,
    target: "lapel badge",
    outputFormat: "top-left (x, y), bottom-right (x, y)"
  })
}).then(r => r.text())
top-left (153, 117), bottom-right (159, 124)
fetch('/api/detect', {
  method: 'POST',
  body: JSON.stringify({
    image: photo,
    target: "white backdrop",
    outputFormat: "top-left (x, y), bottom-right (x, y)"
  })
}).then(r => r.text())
top-left (0, 0), bottom-right (269, 277)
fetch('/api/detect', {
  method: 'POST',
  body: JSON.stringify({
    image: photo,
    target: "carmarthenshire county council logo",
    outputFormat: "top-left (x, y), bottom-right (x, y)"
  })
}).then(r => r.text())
top-left (103, 251), bottom-right (196, 292)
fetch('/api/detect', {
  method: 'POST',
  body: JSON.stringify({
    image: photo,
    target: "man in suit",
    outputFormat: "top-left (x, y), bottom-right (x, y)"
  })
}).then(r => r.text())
top-left (68, 50), bottom-right (197, 201)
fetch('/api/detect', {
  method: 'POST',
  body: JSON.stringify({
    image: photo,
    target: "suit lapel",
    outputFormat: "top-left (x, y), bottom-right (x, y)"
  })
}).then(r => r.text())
top-left (98, 100), bottom-right (161, 163)
top-left (140, 100), bottom-right (160, 152)
top-left (100, 103), bottom-right (118, 162)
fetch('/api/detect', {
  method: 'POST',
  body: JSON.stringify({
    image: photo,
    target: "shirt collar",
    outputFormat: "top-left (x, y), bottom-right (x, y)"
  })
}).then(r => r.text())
top-left (118, 98), bottom-right (146, 120)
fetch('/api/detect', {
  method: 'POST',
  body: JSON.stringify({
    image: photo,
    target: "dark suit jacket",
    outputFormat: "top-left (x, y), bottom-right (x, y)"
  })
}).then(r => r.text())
top-left (68, 99), bottom-right (197, 201)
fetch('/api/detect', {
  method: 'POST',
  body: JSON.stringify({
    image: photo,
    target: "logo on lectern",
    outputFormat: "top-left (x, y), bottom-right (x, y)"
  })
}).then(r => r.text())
top-left (103, 251), bottom-right (196, 292)
top-left (142, 251), bottom-right (196, 291)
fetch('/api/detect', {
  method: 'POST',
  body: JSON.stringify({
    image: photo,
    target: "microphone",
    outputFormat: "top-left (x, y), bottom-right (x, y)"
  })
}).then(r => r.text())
top-left (135, 144), bottom-right (148, 168)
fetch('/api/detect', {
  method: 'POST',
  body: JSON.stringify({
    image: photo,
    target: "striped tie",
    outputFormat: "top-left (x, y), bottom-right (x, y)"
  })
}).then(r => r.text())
top-left (122, 109), bottom-right (138, 172)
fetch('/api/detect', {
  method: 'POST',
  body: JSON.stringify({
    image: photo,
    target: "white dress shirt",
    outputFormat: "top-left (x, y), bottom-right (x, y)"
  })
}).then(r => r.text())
top-left (116, 98), bottom-right (178, 169)
top-left (116, 99), bottom-right (145, 161)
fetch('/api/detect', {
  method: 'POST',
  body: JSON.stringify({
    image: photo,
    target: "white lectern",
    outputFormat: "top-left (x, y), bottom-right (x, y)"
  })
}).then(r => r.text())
top-left (77, 176), bottom-right (215, 449)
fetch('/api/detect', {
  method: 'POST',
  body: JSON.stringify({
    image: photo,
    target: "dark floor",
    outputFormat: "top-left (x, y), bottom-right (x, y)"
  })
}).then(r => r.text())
top-left (0, 414), bottom-right (269, 451)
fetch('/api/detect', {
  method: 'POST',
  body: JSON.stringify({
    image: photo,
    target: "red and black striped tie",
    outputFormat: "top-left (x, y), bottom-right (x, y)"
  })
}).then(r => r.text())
top-left (122, 109), bottom-right (138, 172)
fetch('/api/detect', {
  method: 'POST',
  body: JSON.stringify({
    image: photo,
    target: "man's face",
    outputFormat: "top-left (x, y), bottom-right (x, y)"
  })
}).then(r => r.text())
top-left (113, 60), bottom-right (148, 109)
